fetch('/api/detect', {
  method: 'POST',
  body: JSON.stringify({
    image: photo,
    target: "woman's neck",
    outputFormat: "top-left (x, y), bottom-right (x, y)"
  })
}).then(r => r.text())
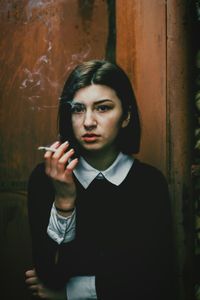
top-left (82, 148), bottom-right (120, 171)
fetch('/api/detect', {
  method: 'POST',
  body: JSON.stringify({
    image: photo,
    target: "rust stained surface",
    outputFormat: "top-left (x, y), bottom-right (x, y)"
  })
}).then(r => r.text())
top-left (0, 1), bottom-right (110, 299)
top-left (117, 3), bottom-right (193, 298)
top-left (116, 0), bottom-right (167, 174)
top-left (0, 0), bottom-right (109, 185)
top-left (167, 1), bottom-right (193, 300)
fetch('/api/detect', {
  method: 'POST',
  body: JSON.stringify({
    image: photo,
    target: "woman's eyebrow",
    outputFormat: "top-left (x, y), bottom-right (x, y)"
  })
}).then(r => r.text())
top-left (69, 99), bottom-right (113, 107)
top-left (94, 99), bottom-right (113, 104)
top-left (71, 99), bottom-right (113, 105)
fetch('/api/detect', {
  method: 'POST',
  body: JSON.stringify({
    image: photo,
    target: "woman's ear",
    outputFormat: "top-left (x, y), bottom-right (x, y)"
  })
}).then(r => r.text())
top-left (122, 110), bottom-right (131, 128)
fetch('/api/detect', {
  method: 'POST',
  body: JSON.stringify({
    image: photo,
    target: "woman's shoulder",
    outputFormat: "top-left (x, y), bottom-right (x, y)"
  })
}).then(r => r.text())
top-left (130, 158), bottom-right (168, 185)
top-left (29, 162), bottom-right (45, 177)
top-left (126, 159), bottom-right (169, 200)
top-left (28, 162), bottom-right (49, 187)
top-left (133, 158), bottom-right (164, 174)
top-left (27, 162), bottom-right (55, 201)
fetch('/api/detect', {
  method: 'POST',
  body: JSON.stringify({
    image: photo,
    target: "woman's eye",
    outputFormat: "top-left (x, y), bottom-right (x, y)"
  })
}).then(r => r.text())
top-left (96, 105), bottom-right (111, 112)
top-left (71, 104), bottom-right (85, 114)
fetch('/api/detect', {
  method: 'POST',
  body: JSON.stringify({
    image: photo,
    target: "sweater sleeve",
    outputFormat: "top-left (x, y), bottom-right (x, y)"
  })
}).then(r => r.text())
top-left (27, 163), bottom-right (74, 289)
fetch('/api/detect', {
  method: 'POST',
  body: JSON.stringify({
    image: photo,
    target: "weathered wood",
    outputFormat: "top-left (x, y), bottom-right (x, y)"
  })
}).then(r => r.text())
top-left (167, 1), bottom-right (193, 299)
top-left (116, 1), bottom-right (193, 299)
top-left (0, 1), bottom-right (111, 300)
top-left (116, 0), bottom-right (167, 175)
top-left (0, 0), bottom-right (109, 185)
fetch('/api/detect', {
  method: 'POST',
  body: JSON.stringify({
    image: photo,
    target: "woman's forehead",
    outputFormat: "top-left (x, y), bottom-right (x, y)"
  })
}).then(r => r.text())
top-left (73, 84), bottom-right (119, 103)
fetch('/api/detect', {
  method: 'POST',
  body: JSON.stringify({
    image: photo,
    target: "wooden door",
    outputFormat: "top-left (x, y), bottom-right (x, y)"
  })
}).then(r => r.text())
top-left (0, 1), bottom-right (194, 299)
top-left (116, 1), bottom-right (193, 300)
top-left (0, 1), bottom-right (113, 299)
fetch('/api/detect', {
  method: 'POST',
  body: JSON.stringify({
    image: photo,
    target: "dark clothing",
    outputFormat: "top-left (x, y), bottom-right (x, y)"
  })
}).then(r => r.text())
top-left (27, 159), bottom-right (176, 300)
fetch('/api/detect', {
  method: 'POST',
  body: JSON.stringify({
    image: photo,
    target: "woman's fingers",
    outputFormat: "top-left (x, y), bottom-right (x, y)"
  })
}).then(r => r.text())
top-left (25, 269), bottom-right (41, 295)
top-left (58, 148), bottom-right (74, 164)
top-left (44, 140), bottom-right (70, 175)
top-left (25, 269), bottom-right (36, 278)
top-left (25, 276), bottom-right (39, 285)
top-left (66, 158), bottom-right (79, 173)
top-left (25, 269), bottom-right (40, 286)
top-left (46, 144), bottom-right (77, 177)
top-left (44, 141), bottom-right (60, 158)
top-left (28, 284), bottom-right (39, 291)
top-left (46, 141), bottom-right (69, 174)
top-left (51, 142), bottom-right (69, 176)
top-left (57, 149), bottom-right (75, 173)
top-left (44, 141), bottom-right (79, 190)
top-left (52, 141), bottom-right (69, 160)
top-left (25, 269), bottom-right (67, 299)
top-left (44, 141), bottom-right (60, 174)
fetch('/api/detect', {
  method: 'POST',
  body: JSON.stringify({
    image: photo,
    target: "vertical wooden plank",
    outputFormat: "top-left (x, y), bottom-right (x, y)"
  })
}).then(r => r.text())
top-left (117, 1), bottom-right (194, 299)
top-left (0, 1), bottom-right (113, 299)
top-left (116, 0), bottom-right (167, 175)
top-left (0, 0), bottom-right (109, 187)
top-left (167, 1), bottom-right (193, 299)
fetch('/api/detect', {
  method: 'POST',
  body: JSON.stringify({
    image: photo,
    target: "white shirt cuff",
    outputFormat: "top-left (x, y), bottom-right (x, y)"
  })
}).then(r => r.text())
top-left (47, 203), bottom-right (76, 244)
top-left (67, 276), bottom-right (97, 300)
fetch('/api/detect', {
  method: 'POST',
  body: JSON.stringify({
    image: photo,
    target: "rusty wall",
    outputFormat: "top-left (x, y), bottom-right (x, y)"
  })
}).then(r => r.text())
top-left (116, 1), bottom-right (193, 300)
top-left (167, 2), bottom-right (194, 299)
top-left (0, 0), bottom-right (110, 187)
top-left (0, 1), bottom-right (112, 299)
top-left (116, 0), bottom-right (167, 175)
top-left (0, 1), bottom-right (194, 300)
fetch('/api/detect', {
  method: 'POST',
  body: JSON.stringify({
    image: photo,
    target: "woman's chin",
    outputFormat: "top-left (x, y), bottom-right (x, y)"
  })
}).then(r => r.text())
top-left (80, 143), bottom-right (104, 154)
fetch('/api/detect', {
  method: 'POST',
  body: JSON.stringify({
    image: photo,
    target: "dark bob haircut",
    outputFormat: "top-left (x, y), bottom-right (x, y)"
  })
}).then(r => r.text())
top-left (58, 59), bottom-right (141, 155)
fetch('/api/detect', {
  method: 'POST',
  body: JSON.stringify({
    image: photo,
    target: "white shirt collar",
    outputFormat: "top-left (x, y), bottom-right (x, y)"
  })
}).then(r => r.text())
top-left (73, 152), bottom-right (134, 189)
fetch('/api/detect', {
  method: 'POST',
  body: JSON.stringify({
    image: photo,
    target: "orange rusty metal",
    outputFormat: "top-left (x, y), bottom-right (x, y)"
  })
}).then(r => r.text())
top-left (167, 2), bottom-right (193, 300)
top-left (116, 0), bottom-right (167, 175)
top-left (0, 0), bottom-right (109, 186)
top-left (0, 1), bottom-right (111, 299)
top-left (116, 1), bottom-right (193, 300)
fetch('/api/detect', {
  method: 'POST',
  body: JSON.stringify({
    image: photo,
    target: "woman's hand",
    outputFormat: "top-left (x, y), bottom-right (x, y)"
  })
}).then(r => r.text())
top-left (44, 141), bottom-right (78, 214)
top-left (25, 269), bottom-right (67, 300)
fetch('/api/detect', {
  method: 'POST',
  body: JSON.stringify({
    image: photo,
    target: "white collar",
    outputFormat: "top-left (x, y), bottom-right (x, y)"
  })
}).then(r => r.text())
top-left (73, 152), bottom-right (134, 189)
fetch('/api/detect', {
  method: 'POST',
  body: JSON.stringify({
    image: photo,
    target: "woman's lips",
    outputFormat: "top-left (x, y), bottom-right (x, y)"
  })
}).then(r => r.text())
top-left (82, 134), bottom-right (100, 142)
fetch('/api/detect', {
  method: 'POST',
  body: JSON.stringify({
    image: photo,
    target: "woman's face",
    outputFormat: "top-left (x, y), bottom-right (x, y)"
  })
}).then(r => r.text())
top-left (71, 84), bottom-right (129, 154)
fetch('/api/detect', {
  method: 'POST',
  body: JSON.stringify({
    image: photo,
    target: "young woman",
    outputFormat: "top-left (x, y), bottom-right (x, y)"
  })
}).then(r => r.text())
top-left (25, 60), bottom-right (175, 300)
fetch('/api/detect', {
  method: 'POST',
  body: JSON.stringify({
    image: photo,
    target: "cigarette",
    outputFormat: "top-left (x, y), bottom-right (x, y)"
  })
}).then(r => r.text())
top-left (37, 146), bottom-right (57, 153)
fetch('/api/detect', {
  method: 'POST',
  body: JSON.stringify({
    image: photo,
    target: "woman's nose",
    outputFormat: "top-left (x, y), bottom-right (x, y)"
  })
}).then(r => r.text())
top-left (83, 110), bottom-right (97, 129)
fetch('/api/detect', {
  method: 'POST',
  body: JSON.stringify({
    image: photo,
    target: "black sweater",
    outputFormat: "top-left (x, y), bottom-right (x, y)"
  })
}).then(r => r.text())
top-left (27, 159), bottom-right (176, 300)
